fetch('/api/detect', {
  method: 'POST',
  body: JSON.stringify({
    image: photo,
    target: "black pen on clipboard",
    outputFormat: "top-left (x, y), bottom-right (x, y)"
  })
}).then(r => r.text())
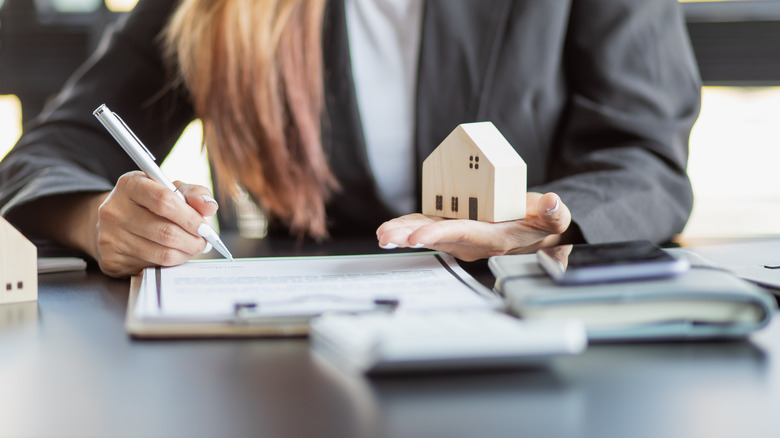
top-left (93, 104), bottom-right (233, 261)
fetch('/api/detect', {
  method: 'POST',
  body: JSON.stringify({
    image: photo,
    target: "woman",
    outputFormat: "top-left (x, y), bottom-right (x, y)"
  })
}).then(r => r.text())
top-left (0, 0), bottom-right (700, 278)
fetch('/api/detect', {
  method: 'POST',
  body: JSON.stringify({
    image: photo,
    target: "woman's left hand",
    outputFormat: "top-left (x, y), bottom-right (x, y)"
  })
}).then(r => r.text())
top-left (376, 192), bottom-right (572, 261)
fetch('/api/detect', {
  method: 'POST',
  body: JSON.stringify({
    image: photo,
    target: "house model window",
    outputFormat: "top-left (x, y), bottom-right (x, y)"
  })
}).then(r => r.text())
top-left (422, 122), bottom-right (526, 222)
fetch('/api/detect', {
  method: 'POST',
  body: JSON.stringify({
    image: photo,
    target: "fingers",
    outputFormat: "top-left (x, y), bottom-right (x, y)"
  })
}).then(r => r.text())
top-left (407, 219), bottom-right (544, 261)
top-left (95, 234), bottom-right (196, 278)
top-left (176, 181), bottom-right (219, 218)
top-left (407, 219), bottom-right (495, 249)
top-left (410, 220), bottom-right (510, 261)
top-left (544, 243), bottom-right (573, 270)
top-left (529, 192), bottom-right (571, 236)
top-left (377, 214), bottom-right (441, 248)
top-left (377, 214), bottom-right (516, 260)
top-left (94, 250), bottom-right (149, 278)
top-left (93, 172), bottom-right (210, 277)
top-left (375, 192), bottom-right (574, 262)
top-left (100, 205), bottom-right (206, 255)
top-left (118, 173), bottom-right (206, 237)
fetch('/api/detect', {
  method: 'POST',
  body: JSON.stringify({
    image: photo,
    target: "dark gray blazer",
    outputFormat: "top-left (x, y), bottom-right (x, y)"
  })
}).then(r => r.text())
top-left (0, 0), bottom-right (700, 243)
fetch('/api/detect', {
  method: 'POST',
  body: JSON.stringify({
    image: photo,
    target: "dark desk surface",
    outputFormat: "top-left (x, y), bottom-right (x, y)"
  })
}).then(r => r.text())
top-left (2, 236), bottom-right (779, 438)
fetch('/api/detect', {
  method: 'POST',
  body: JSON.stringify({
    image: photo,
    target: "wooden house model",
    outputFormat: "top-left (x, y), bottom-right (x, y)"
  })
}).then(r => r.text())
top-left (0, 215), bottom-right (37, 305)
top-left (422, 122), bottom-right (526, 222)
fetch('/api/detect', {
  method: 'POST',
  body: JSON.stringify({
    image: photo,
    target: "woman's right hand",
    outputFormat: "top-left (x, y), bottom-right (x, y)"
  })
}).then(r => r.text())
top-left (89, 171), bottom-right (218, 277)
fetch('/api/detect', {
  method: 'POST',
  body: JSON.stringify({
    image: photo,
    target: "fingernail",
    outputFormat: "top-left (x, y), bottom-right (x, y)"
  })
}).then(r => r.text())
top-left (202, 195), bottom-right (218, 206)
top-left (546, 198), bottom-right (560, 216)
top-left (411, 243), bottom-right (425, 249)
top-left (202, 242), bottom-right (213, 254)
top-left (197, 223), bottom-right (210, 238)
top-left (380, 242), bottom-right (398, 249)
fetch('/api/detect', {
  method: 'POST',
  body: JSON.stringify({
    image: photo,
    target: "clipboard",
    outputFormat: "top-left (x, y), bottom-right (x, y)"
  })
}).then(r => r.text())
top-left (125, 275), bottom-right (310, 338)
top-left (124, 252), bottom-right (499, 339)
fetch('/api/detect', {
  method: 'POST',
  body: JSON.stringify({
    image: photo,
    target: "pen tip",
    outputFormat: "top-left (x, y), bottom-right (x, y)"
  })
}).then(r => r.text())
top-left (209, 238), bottom-right (233, 261)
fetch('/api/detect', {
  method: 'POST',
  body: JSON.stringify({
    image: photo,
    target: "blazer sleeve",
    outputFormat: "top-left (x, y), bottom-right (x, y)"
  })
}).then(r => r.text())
top-left (531, 0), bottom-right (701, 244)
top-left (0, 0), bottom-right (192, 224)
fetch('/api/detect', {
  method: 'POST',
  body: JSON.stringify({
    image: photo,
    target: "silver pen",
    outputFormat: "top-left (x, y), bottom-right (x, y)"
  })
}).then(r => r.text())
top-left (93, 104), bottom-right (233, 261)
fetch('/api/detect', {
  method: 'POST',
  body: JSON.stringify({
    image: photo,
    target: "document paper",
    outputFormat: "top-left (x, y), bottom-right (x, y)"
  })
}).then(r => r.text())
top-left (134, 252), bottom-right (497, 322)
top-left (690, 239), bottom-right (780, 290)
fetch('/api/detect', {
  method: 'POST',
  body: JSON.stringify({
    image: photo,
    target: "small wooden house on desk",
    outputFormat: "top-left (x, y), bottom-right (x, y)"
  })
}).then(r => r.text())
top-left (0, 215), bottom-right (37, 305)
top-left (422, 122), bottom-right (527, 222)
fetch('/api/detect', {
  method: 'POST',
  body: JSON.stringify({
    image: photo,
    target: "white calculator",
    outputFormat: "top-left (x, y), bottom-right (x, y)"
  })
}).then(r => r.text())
top-left (309, 310), bottom-right (587, 374)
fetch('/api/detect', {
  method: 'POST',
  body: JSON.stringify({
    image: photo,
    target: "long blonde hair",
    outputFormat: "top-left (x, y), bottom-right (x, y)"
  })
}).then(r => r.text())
top-left (164, 0), bottom-right (337, 239)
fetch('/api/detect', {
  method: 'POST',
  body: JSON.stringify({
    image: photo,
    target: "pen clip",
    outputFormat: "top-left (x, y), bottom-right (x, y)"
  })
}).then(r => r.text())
top-left (113, 112), bottom-right (156, 162)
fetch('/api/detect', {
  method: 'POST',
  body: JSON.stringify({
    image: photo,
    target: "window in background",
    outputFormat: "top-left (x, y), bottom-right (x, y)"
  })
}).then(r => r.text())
top-left (33, 0), bottom-right (138, 13)
top-left (104, 0), bottom-right (136, 12)
top-left (677, 0), bottom-right (780, 240)
top-left (683, 87), bottom-right (780, 238)
top-left (0, 95), bottom-right (21, 160)
top-left (47, 0), bottom-right (102, 13)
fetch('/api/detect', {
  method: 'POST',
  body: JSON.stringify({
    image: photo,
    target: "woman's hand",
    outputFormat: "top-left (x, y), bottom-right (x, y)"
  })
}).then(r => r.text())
top-left (90, 171), bottom-right (219, 277)
top-left (376, 192), bottom-right (572, 261)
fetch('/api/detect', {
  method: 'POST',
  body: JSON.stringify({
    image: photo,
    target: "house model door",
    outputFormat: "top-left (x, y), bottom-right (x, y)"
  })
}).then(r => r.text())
top-left (469, 197), bottom-right (478, 221)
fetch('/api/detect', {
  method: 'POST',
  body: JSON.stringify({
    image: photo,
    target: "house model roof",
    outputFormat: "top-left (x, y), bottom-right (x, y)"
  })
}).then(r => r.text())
top-left (456, 122), bottom-right (525, 167)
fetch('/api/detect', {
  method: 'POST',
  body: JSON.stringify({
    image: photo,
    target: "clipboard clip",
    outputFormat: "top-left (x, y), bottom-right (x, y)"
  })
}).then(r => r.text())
top-left (232, 298), bottom-right (399, 323)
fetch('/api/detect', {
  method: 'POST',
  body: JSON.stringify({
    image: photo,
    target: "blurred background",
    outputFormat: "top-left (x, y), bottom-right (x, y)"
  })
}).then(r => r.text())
top-left (1, 0), bottom-right (779, 242)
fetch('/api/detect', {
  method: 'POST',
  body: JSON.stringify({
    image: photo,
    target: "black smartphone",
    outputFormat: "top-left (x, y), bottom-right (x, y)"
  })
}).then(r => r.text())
top-left (536, 240), bottom-right (690, 285)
